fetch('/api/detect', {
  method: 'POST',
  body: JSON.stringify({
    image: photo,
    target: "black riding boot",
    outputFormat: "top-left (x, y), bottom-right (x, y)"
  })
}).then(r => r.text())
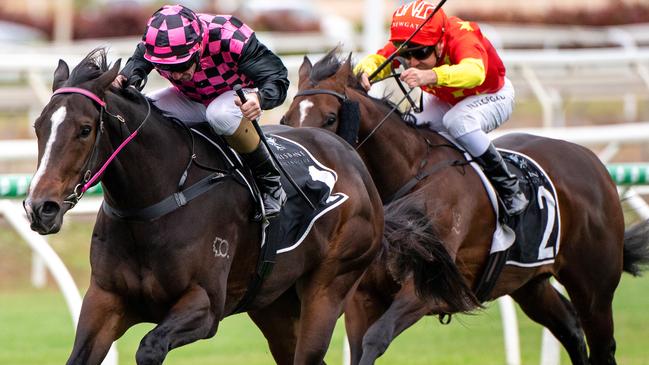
top-left (242, 142), bottom-right (287, 218)
top-left (474, 143), bottom-right (529, 216)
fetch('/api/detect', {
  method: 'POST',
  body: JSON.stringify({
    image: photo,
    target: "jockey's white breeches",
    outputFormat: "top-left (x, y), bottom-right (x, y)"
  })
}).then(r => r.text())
top-left (369, 77), bottom-right (515, 156)
top-left (147, 86), bottom-right (257, 136)
top-left (413, 78), bottom-right (515, 139)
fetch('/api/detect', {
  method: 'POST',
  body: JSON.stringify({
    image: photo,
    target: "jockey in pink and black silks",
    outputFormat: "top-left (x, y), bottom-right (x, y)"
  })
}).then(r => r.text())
top-left (354, 0), bottom-right (528, 217)
top-left (116, 4), bottom-right (288, 218)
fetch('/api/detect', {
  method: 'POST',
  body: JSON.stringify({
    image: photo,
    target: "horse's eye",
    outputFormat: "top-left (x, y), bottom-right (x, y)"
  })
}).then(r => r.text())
top-left (79, 125), bottom-right (92, 138)
top-left (325, 114), bottom-right (337, 126)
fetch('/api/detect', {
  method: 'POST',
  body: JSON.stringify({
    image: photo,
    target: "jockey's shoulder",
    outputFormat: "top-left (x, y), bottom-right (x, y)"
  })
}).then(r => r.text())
top-left (445, 16), bottom-right (482, 33)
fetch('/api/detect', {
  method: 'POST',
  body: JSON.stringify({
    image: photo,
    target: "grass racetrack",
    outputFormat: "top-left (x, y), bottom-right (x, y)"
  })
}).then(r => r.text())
top-left (1, 215), bottom-right (649, 364)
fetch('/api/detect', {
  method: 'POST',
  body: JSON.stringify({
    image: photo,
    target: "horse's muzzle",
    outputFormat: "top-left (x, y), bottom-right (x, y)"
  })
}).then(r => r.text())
top-left (24, 198), bottom-right (63, 234)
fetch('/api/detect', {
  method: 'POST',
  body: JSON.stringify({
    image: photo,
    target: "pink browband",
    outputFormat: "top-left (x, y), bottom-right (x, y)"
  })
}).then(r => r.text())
top-left (52, 87), bottom-right (107, 107)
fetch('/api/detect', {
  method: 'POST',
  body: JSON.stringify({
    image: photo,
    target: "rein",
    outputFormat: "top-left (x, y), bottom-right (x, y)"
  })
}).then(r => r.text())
top-left (295, 86), bottom-right (418, 150)
top-left (295, 85), bottom-right (465, 203)
top-left (51, 86), bottom-right (236, 220)
top-left (52, 87), bottom-right (152, 208)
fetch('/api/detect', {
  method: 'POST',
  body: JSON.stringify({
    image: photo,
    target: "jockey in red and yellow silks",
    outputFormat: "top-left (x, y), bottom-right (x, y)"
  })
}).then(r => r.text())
top-left (355, 0), bottom-right (528, 216)
top-left (375, 18), bottom-right (505, 105)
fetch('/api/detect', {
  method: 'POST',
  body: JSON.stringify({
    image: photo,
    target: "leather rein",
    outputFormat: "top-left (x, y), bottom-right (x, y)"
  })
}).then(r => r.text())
top-left (49, 87), bottom-right (233, 220)
top-left (294, 85), bottom-right (462, 204)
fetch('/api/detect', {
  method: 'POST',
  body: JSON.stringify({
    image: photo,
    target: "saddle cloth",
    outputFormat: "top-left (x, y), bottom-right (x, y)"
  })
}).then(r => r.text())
top-left (261, 134), bottom-right (349, 254)
top-left (438, 133), bottom-right (561, 267)
top-left (498, 149), bottom-right (561, 266)
top-left (464, 147), bottom-right (562, 267)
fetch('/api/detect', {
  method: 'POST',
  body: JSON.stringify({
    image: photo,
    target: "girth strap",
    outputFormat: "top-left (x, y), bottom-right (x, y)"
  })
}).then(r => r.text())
top-left (102, 171), bottom-right (230, 221)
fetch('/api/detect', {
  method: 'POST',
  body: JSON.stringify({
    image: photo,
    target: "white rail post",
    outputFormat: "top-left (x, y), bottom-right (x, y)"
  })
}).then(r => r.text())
top-left (0, 200), bottom-right (118, 365)
top-left (499, 296), bottom-right (521, 365)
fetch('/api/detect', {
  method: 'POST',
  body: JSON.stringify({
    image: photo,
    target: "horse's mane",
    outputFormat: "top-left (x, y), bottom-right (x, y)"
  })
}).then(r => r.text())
top-left (68, 48), bottom-right (110, 85)
top-left (309, 48), bottom-right (415, 124)
top-left (68, 47), bottom-right (142, 102)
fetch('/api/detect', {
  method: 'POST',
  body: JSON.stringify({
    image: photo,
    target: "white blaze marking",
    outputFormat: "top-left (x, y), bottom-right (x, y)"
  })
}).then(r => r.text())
top-left (298, 99), bottom-right (314, 126)
top-left (29, 106), bottom-right (67, 194)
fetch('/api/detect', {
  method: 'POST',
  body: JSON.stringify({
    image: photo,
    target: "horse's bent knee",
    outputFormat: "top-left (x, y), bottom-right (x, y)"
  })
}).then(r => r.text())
top-left (135, 343), bottom-right (168, 365)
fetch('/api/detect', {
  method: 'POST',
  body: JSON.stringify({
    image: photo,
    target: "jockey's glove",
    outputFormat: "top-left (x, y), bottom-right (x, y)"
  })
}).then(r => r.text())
top-left (126, 70), bottom-right (147, 91)
top-left (353, 54), bottom-right (392, 81)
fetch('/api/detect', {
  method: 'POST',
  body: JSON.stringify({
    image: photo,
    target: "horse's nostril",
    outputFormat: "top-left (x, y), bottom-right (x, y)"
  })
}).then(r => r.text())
top-left (40, 201), bottom-right (61, 217)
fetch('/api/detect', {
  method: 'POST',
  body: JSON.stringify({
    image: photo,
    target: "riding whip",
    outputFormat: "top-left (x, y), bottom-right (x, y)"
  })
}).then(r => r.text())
top-left (368, 0), bottom-right (448, 81)
top-left (233, 85), bottom-right (316, 210)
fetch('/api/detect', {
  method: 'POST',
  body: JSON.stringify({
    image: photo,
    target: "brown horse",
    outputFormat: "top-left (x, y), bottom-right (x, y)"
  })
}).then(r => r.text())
top-left (281, 49), bottom-right (649, 365)
top-left (23, 49), bottom-right (387, 365)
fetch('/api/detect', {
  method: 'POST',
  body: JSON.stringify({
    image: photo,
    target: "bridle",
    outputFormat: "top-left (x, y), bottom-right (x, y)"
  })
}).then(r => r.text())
top-left (294, 78), bottom-right (419, 150)
top-left (50, 87), bottom-right (152, 208)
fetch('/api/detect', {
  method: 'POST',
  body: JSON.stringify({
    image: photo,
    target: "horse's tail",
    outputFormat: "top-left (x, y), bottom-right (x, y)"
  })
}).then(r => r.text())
top-left (383, 195), bottom-right (481, 313)
top-left (623, 220), bottom-right (649, 276)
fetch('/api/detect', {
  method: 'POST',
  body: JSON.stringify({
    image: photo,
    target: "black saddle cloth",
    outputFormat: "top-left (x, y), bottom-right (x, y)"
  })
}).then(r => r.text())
top-left (499, 149), bottom-right (561, 267)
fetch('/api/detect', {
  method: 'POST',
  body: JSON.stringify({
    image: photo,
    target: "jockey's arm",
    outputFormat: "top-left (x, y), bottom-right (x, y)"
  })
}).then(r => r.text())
top-left (353, 42), bottom-right (395, 90)
top-left (119, 43), bottom-right (154, 90)
top-left (432, 58), bottom-right (486, 88)
top-left (238, 34), bottom-right (289, 110)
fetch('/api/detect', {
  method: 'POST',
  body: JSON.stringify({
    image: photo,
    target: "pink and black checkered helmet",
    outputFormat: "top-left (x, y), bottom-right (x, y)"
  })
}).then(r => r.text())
top-left (142, 4), bottom-right (203, 64)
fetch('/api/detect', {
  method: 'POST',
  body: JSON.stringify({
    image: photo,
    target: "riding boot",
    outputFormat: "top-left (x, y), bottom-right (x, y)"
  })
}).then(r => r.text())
top-left (474, 143), bottom-right (529, 216)
top-left (241, 141), bottom-right (287, 218)
top-left (225, 118), bottom-right (286, 219)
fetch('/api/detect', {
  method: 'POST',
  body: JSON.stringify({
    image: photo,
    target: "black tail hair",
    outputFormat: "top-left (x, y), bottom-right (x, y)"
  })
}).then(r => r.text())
top-left (623, 220), bottom-right (649, 276)
top-left (383, 194), bottom-right (481, 313)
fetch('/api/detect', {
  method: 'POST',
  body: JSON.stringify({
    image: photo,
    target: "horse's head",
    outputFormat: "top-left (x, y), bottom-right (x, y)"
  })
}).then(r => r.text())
top-left (282, 48), bottom-right (362, 145)
top-left (24, 49), bottom-right (120, 234)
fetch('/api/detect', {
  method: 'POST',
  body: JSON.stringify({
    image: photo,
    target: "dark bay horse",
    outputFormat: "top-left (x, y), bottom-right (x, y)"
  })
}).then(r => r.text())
top-left (281, 50), bottom-right (649, 365)
top-left (23, 49), bottom-right (386, 365)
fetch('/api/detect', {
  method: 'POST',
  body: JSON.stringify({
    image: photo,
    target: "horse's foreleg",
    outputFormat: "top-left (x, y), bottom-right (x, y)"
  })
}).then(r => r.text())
top-left (248, 287), bottom-right (301, 365)
top-left (136, 284), bottom-right (217, 365)
top-left (510, 277), bottom-right (588, 365)
top-left (344, 283), bottom-right (389, 365)
top-left (293, 271), bottom-right (362, 365)
top-left (294, 219), bottom-right (380, 365)
top-left (358, 280), bottom-right (429, 365)
top-left (66, 282), bottom-right (132, 365)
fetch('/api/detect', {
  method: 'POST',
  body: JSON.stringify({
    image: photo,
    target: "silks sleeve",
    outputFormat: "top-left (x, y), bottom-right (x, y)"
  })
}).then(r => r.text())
top-left (353, 54), bottom-right (391, 80)
top-left (432, 58), bottom-right (486, 88)
top-left (353, 42), bottom-right (396, 80)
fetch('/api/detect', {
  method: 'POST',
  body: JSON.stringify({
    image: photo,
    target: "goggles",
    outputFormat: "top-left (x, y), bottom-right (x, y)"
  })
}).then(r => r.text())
top-left (153, 53), bottom-right (199, 73)
top-left (398, 45), bottom-right (436, 61)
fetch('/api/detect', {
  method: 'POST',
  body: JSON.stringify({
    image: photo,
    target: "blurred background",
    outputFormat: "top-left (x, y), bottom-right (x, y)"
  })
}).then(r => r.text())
top-left (1, 1), bottom-right (649, 364)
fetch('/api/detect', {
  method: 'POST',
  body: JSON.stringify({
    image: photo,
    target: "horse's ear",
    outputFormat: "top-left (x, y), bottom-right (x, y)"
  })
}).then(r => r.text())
top-left (52, 59), bottom-right (69, 92)
top-left (335, 54), bottom-right (353, 85)
top-left (94, 59), bottom-right (122, 92)
top-left (343, 53), bottom-right (354, 74)
top-left (298, 56), bottom-right (312, 83)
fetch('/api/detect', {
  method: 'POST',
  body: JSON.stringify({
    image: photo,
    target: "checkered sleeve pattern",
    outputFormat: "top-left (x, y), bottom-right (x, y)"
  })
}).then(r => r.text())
top-left (158, 14), bottom-right (256, 106)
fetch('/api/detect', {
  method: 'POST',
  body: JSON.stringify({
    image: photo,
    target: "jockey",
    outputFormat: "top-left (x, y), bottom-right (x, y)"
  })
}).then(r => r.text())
top-left (114, 4), bottom-right (288, 218)
top-left (354, 0), bottom-right (528, 216)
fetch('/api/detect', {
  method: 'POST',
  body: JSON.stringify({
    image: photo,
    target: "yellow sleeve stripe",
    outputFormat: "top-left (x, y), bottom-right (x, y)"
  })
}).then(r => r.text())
top-left (433, 58), bottom-right (486, 89)
top-left (353, 54), bottom-right (392, 80)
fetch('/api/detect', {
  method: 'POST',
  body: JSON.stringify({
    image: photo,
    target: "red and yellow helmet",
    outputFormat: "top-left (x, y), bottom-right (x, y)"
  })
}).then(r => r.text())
top-left (389, 1), bottom-right (447, 46)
